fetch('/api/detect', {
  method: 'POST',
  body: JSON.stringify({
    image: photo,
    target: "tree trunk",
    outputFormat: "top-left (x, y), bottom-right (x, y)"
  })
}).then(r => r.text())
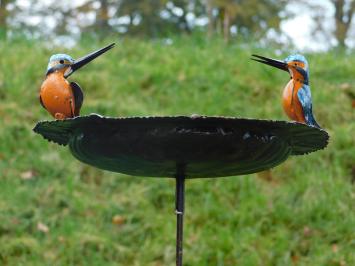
top-left (206, 0), bottom-right (214, 38)
top-left (216, 7), bottom-right (222, 36)
top-left (223, 9), bottom-right (230, 43)
top-left (334, 0), bottom-right (355, 48)
top-left (96, 0), bottom-right (110, 34)
top-left (0, 0), bottom-right (9, 39)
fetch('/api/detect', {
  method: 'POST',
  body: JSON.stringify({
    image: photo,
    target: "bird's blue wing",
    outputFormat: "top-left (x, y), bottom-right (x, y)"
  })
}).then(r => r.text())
top-left (297, 85), bottom-right (320, 127)
top-left (297, 85), bottom-right (312, 110)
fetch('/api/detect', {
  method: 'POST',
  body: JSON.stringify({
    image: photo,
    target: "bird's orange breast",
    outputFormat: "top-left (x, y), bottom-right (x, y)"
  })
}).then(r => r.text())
top-left (282, 79), bottom-right (305, 123)
top-left (40, 73), bottom-right (75, 119)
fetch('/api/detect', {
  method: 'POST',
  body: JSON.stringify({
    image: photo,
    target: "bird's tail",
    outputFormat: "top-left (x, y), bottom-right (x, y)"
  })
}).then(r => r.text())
top-left (309, 113), bottom-right (321, 128)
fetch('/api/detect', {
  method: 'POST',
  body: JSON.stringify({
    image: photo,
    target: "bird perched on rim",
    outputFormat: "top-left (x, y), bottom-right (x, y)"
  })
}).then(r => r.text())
top-left (40, 43), bottom-right (115, 120)
top-left (251, 54), bottom-right (320, 128)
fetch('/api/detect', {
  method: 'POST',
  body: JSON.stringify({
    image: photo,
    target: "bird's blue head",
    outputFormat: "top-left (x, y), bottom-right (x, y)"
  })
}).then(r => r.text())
top-left (284, 54), bottom-right (309, 80)
top-left (251, 53), bottom-right (310, 84)
top-left (284, 54), bottom-right (308, 68)
top-left (45, 43), bottom-right (116, 78)
top-left (46, 54), bottom-right (75, 75)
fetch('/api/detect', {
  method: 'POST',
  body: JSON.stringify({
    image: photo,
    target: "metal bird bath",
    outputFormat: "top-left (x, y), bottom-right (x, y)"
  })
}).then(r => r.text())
top-left (33, 114), bottom-right (328, 265)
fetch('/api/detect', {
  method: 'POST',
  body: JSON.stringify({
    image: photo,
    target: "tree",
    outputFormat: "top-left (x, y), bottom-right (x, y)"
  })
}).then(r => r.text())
top-left (301, 0), bottom-right (354, 49)
top-left (213, 0), bottom-right (239, 42)
top-left (0, 0), bottom-right (12, 39)
top-left (206, 0), bottom-right (214, 37)
top-left (333, 0), bottom-right (355, 47)
top-left (207, 0), bottom-right (287, 43)
top-left (115, 0), bottom-right (206, 37)
top-left (116, 0), bottom-right (168, 37)
top-left (96, 0), bottom-right (110, 33)
top-left (1, 0), bottom-right (289, 42)
top-left (165, 0), bottom-right (191, 33)
top-left (73, 0), bottom-right (117, 37)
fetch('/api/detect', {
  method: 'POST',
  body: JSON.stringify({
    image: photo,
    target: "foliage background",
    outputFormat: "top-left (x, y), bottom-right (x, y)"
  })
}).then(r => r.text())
top-left (0, 0), bottom-right (355, 265)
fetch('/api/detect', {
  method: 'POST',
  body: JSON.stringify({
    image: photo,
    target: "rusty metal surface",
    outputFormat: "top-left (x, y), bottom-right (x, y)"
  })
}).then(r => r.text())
top-left (33, 114), bottom-right (329, 178)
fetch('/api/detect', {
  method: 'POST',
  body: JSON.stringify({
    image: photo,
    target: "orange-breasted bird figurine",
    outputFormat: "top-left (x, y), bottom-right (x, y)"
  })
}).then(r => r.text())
top-left (40, 43), bottom-right (115, 120)
top-left (251, 54), bottom-right (320, 128)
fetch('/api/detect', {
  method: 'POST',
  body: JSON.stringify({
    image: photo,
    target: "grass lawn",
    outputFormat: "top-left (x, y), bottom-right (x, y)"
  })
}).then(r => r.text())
top-left (0, 37), bottom-right (354, 265)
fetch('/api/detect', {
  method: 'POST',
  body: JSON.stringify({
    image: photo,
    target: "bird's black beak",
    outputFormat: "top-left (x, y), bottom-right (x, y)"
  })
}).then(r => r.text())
top-left (251, 54), bottom-right (288, 72)
top-left (64, 43), bottom-right (115, 78)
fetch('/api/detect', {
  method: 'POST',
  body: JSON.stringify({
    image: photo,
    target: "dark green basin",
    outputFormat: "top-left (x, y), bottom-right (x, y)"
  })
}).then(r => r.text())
top-left (33, 114), bottom-right (329, 178)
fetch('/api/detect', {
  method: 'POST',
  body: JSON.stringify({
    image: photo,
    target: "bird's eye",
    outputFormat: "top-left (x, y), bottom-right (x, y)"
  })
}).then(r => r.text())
top-left (60, 60), bottom-right (64, 64)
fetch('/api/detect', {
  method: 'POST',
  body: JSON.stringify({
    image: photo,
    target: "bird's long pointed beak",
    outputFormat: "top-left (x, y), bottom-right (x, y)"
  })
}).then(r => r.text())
top-left (64, 43), bottom-right (115, 78)
top-left (251, 54), bottom-right (288, 72)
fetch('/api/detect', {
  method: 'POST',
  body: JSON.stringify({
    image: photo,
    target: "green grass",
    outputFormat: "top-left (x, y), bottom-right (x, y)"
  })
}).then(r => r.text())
top-left (0, 37), bottom-right (354, 265)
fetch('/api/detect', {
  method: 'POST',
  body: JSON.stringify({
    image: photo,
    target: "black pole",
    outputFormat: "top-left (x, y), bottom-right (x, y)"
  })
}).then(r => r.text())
top-left (175, 165), bottom-right (185, 266)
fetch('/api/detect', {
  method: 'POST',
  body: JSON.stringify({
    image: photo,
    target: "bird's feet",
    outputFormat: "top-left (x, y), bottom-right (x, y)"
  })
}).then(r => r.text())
top-left (54, 113), bottom-right (66, 120)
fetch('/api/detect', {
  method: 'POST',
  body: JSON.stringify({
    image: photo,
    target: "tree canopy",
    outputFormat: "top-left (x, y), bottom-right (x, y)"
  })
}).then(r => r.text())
top-left (0, 0), bottom-right (354, 48)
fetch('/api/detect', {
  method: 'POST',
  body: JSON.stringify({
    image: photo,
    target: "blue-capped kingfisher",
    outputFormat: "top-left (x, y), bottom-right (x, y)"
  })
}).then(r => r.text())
top-left (40, 43), bottom-right (115, 120)
top-left (251, 54), bottom-right (320, 128)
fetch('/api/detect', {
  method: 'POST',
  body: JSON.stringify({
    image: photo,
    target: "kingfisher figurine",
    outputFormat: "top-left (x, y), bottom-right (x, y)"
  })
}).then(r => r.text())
top-left (40, 43), bottom-right (115, 120)
top-left (251, 54), bottom-right (320, 128)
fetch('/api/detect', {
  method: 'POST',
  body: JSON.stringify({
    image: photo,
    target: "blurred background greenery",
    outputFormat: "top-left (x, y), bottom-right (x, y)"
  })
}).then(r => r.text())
top-left (0, 0), bottom-right (354, 265)
top-left (0, 0), bottom-right (354, 49)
